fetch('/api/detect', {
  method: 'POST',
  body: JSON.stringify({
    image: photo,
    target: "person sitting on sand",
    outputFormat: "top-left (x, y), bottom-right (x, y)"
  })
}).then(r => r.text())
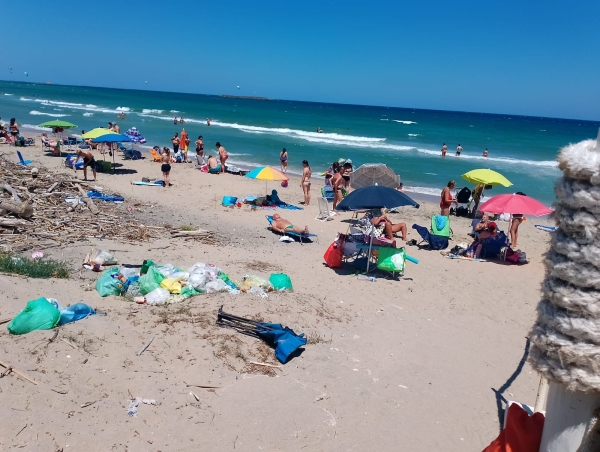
top-left (207, 155), bottom-right (219, 171)
top-left (76, 149), bottom-right (97, 181)
top-left (271, 214), bottom-right (309, 235)
top-left (370, 211), bottom-right (407, 241)
top-left (468, 221), bottom-right (498, 258)
top-left (42, 132), bottom-right (61, 155)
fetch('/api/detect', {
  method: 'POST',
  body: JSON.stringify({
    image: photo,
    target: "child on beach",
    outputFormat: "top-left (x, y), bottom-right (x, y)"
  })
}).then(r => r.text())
top-left (160, 147), bottom-right (172, 187)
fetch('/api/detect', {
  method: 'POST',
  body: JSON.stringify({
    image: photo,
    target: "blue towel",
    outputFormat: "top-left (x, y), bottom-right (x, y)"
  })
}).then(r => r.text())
top-left (435, 215), bottom-right (447, 231)
top-left (86, 190), bottom-right (125, 202)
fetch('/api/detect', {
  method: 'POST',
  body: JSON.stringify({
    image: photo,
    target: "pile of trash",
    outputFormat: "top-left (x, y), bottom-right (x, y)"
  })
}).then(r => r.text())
top-left (95, 258), bottom-right (293, 304)
top-left (7, 297), bottom-right (96, 335)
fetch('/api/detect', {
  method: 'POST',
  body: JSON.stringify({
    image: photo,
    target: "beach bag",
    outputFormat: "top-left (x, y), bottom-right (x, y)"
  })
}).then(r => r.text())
top-left (8, 297), bottom-right (61, 335)
top-left (378, 248), bottom-right (406, 273)
top-left (324, 235), bottom-right (344, 268)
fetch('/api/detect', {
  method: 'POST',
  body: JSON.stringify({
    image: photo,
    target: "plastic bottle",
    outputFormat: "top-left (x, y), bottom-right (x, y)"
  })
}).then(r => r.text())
top-left (357, 275), bottom-right (376, 282)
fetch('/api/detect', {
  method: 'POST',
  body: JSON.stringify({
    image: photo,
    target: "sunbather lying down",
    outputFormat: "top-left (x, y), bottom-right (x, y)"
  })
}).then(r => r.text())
top-left (272, 214), bottom-right (309, 235)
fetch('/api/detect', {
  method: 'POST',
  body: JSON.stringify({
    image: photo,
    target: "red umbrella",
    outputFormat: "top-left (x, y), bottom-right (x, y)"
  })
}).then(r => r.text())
top-left (478, 193), bottom-right (552, 216)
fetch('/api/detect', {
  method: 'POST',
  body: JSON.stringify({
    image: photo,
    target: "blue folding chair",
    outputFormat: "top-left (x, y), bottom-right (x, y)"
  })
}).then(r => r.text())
top-left (266, 215), bottom-right (318, 244)
top-left (480, 232), bottom-right (510, 259)
top-left (412, 224), bottom-right (449, 250)
top-left (16, 151), bottom-right (32, 166)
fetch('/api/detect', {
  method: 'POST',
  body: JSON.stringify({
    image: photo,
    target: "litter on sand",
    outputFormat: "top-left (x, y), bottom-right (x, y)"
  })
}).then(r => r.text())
top-left (216, 306), bottom-right (306, 363)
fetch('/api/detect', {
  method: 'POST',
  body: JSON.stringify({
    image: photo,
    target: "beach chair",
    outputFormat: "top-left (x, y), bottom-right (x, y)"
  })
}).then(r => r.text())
top-left (412, 224), bottom-right (449, 250)
top-left (321, 185), bottom-right (334, 202)
top-left (16, 150), bottom-right (32, 166)
top-left (480, 232), bottom-right (510, 259)
top-left (149, 148), bottom-right (162, 162)
top-left (315, 197), bottom-right (336, 221)
top-left (266, 215), bottom-right (318, 245)
top-left (123, 148), bottom-right (142, 160)
top-left (431, 215), bottom-right (452, 238)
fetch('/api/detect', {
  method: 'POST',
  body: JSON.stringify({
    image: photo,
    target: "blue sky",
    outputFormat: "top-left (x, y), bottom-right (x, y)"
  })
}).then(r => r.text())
top-left (4, 0), bottom-right (600, 120)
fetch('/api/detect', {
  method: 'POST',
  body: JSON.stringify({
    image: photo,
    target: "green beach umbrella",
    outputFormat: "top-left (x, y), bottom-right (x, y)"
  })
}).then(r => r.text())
top-left (37, 120), bottom-right (77, 129)
top-left (81, 128), bottom-right (118, 139)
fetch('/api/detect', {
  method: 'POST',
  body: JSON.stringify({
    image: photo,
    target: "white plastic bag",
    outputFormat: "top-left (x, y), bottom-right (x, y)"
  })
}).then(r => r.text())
top-left (188, 272), bottom-right (208, 289)
top-left (205, 279), bottom-right (229, 294)
top-left (248, 286), bottom-right (268, 299)
top-left (92, 250), bottom-right (118, 265)
top-left (145, 288), bottom-right (170, 305)
top-left (157, 264), bottom-right (176, 278)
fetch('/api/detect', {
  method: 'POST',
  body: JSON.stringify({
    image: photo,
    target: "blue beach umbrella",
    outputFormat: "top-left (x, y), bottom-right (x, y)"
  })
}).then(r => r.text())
top-left (91, 133), bottom-right (134, 143)
top-left (125, 127), bottom-right (146, 144)
top-left (336, 186), bottom-right (419, 273)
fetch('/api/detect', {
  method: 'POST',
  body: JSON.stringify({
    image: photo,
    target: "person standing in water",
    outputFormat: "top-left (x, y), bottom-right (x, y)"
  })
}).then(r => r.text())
top-left (280, 148), bottom-right (288, 173)
top-left (160, 147), bottom-right (172, 187)
top-left (300, 160), bottom-right (312, 206)
top-left (483, 148), bottom-right (489, 157)
top-left (441, 143), bottom-right (447, 157)
top-left (171, 133), bottom-right (180, 155)
top-left (456, 144), bottom-right (462, 156)
top-left (195, 135), bottom-right (204, 166)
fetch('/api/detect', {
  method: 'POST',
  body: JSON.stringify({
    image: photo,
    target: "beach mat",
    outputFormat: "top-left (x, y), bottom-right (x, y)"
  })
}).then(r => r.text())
top-left (535, 225), bottom-right (557, 232)
top-left (132, 181), bottom-right (163, 186)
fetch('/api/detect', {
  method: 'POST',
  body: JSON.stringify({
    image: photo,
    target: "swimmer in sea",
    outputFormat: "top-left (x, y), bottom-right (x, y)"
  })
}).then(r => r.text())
top-left (173, 117), bottom-right (178, 124)
top-left (441, 143), bottom-right (447, 157)
top-left (456, 144), bottom-right (462, 156)
top-left (483, 148), bottom-right (489, 157)
top-left (180, 118), bottom-right (185, 124)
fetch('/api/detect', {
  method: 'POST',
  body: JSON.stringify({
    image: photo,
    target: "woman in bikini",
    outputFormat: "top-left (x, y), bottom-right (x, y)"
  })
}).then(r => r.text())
top-left (510, 192), bottom-right (527, 248)
top-left (216, 142), bottom-right (228, 173)
top-left (9, 118), bottom-right (19, 142)
top-left (160, 147), bottom-right (172, 187)
top-left (280, 148), bottom-right (288, 173)
top-left (195, 135), bottom-right (204, 166)
top-left (440, 180), bottom-right (457, 216)
top-left (300, 160), bottom-right (312, 206)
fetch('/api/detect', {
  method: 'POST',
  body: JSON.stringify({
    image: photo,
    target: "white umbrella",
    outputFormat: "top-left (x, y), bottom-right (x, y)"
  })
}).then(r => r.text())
top-left (350, 164), bottom-right (400, 190)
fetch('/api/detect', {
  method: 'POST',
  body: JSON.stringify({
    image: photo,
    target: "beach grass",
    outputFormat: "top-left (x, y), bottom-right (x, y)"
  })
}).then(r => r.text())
top-left (0, 250), bottom-right (70, 279)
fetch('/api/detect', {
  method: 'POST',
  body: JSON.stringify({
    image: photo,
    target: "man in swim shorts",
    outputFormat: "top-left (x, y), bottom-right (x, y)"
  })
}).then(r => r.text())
top-left (76, 149), bottom-right (97, 181)
top-left (271, 214), bottom-right (309, 235)
top-left (456, 144), bottom-right (462, 156)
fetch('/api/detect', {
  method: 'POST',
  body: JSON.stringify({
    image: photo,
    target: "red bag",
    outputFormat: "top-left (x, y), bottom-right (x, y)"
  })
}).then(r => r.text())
top-left (324, 236), bottom-right (344, 268)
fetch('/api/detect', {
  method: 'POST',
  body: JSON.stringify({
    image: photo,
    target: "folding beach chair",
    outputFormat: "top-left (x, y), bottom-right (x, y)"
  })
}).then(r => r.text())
top-left (315, 197), bottom-right (336, 222)
top-left (412, 224), bottom-right (449, 250)
top-left (480, 231), bottom-right (510, 259)
top-left (149, 148), bottom-right (162, 162)
top-left (431, 215), bottom-right (452, 238)
top-left (266, 215), bottom-right (318, 244)
top-left (123, 148), bottom-right (142, 160)
top-left (16, 150), bottom-right (32, 166)
top-left (321, 185), bottom-right (335, 202)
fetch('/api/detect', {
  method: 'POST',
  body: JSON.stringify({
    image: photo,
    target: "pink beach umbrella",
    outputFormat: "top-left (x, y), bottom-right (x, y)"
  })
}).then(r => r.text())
top-left (478, 193), bottom-right (552, 216)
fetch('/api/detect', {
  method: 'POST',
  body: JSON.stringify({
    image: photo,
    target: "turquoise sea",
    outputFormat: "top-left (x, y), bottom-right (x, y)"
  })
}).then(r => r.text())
top-left (2, 81), bottom-right (599, 205)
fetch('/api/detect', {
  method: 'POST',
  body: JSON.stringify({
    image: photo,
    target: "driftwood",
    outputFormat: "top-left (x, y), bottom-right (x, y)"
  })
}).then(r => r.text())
top-left (0, 359), bottom-right (38, 385)
top-left (0, 218), bottom-right (29, 227)
top-left (0, 184), bottom-right (21, 202)
top-left (170, 230), bottom-right (211, 238)
top-left (75, 184), bottom-right (99, 215)
top-left (0, 199), bottom-right (33, 218)
top-left (137, 335), bottom-right (155, 356)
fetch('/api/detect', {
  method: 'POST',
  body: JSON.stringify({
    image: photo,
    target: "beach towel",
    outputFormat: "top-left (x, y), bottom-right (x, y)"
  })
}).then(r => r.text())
top-left (434, 215), bottom-right (447, 231)
top-left (86, 190), bottom-right (124, 202)
top-left (535, 225), bottom-right (557, 232)
top-left (132, 181), bottom-right (163, 186)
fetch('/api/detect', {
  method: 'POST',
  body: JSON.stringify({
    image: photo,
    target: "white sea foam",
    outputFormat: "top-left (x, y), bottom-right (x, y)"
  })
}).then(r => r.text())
top-left (380, 119), bottom-right (389, 121)
top-left (4, 93), bottom-right (13, 96)
top-left (404, 185), bottom-right (444, 197)
top-left (170, 110), bottom-right (180, 113)
top-left (211, 121), bottom-right (386, 143)
top-left (83, 112), bottom-right (93, 117)
top-left (21, 123), bottom-right (52, 131)
top-left (29, 110), bottom-right (68, 117)
top-left (20, 97), bottom-right (33, 101)
top-left (116, 106), bottom-right (130, 112)
top-left (392, 120), bottom-right (417, 124)
top-left (142, 109), bottom-right (164, 114)
top-left (408, 134), bottom-right (420, 137)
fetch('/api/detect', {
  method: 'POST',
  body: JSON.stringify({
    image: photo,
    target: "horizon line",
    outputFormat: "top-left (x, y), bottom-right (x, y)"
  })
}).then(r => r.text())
top-left (2, 79), bottom-right (599, 124)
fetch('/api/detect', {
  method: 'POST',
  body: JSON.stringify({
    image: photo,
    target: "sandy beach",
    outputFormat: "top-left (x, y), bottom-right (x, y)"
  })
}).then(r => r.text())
top-left (0, 136), bottom-right (556, 451)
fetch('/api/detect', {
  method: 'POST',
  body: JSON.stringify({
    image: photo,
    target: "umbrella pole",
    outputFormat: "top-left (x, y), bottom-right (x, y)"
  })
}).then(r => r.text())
top-left (366, 227), bottom-right (374, 273)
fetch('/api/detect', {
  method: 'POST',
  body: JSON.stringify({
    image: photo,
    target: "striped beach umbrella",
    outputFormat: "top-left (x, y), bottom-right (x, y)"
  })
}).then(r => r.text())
top-left (245, 166), bottom-right (289, 194)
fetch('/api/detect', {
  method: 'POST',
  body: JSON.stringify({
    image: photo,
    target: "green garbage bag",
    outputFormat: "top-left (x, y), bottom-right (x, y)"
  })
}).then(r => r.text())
top-left (95, 267), bottom-right (124, 297)
top-left (8, 297), bottom-right (60, 335)
top-left (377, 248), bottom-right (406, 272)
top-left (181, 285), bottom-right (201, 298)
top-left (138, 266), bottom-right (165, 295)
top-left (269, 273), bottom-right (293, 292)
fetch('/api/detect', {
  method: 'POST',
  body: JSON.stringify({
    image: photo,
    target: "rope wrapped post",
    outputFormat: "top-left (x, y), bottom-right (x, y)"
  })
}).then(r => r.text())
top-left (529, 128), bottom-right (600, 451)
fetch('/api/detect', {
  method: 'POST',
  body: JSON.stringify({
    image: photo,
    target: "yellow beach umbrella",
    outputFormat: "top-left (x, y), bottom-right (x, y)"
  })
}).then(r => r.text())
top-left (461, 168), bottom-right (512, 187)
top-left (81, 128), bottom-right (118, 139)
